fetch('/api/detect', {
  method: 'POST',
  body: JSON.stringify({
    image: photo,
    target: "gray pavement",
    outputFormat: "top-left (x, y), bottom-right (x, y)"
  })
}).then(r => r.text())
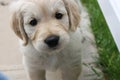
top-left (0, 0), bottom-right (26, 80)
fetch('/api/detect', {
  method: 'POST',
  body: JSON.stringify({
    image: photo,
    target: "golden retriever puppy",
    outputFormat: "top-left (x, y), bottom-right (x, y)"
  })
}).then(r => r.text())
top-left (10, 0), bottom-right (104, 80)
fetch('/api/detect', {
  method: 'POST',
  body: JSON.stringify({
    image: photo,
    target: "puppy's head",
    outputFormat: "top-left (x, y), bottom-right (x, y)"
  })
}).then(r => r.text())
top-left (10, 0), bottom-right (80, 53)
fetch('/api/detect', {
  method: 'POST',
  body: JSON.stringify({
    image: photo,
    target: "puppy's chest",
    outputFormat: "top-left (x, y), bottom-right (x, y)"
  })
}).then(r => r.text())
top-left (32, 54), bottom-right (64, 71)
top-left (33, 51), bottom-right (81, 71)
top-left (43, 55), bottom-right (60, 70)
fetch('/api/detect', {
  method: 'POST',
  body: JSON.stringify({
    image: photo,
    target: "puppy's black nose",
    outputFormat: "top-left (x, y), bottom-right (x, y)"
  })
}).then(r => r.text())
top-left (44, 35), bottom-right (59, 48)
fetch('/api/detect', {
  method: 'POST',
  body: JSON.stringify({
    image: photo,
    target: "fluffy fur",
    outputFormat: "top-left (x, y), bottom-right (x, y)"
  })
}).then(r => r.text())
top-left (10, 0), bottom-right (104, 80)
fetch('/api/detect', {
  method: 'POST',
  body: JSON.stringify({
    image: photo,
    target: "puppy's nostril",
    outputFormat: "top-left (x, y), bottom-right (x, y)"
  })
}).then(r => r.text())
top-left (44, 35), bottom-right (60, 48)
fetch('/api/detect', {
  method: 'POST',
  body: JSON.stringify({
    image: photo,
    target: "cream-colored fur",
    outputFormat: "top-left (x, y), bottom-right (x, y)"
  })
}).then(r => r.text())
top-left (10, 0), bottom-right (104, 80)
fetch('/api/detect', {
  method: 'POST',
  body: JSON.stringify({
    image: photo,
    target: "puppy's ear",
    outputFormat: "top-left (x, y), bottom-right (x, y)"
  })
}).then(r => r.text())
top-left (63, 0), bottom-right (80, 31)
top-left (10, 4), bottom-right (28, 45)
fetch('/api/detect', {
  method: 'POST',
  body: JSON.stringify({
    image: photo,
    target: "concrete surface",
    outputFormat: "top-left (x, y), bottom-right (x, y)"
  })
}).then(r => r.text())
top-left (0, 0), bottom-right (22, 65)
top-left (0, 0), bottom-right (26, 80)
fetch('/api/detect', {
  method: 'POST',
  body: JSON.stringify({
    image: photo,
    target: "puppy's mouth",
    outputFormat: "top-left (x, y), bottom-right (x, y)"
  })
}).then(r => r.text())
top-left (50, 46), bottom-right (58, 50)
top-left (43, 35), bottom-right (69, 52)
top-left (46, 42), bottom-right (61, 49)
top-left (44, 43), bottom-right (65, 53)
top-left (34, 34), bottom-right (69, 53)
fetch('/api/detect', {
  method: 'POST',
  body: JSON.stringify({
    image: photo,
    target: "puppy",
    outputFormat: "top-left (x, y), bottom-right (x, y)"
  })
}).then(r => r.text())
top-left (10, 0), bottom-right (103, 80)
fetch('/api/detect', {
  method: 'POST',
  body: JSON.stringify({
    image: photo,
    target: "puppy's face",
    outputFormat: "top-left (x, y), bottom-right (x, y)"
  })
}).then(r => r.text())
top-left (10, 0), bottom-right (80, 53)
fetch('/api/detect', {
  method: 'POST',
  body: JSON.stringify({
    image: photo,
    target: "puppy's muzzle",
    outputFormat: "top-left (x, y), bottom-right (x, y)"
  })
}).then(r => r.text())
top-left (44, 35), bottom-right (60, 48)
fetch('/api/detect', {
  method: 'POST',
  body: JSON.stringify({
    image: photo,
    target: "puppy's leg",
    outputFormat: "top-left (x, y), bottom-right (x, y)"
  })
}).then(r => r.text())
top-left (26, 69), bottom-right (46, 80)
top-left (61, 66), bottom-right (81, 80)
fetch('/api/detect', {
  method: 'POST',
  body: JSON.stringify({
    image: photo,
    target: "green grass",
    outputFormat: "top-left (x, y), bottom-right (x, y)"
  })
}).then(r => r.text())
top-left (81, 0), bottom-right (120, 80)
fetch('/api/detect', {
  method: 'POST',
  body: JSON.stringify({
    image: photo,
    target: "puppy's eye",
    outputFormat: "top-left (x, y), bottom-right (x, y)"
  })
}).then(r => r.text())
top-left (55, 12), bottom-right (63, 19)
top-left (29, 18), bottom-right (37, 26)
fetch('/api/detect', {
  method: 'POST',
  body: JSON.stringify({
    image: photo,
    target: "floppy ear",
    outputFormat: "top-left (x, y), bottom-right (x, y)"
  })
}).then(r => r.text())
top-left (10, 9), bottom-right (28, 45)
top-left (63, 0), bottom-right (80, 31)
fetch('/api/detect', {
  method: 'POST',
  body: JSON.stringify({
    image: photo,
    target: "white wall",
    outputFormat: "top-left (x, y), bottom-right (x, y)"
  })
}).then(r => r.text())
top-left (98, 0), bottom-right (120, 52)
